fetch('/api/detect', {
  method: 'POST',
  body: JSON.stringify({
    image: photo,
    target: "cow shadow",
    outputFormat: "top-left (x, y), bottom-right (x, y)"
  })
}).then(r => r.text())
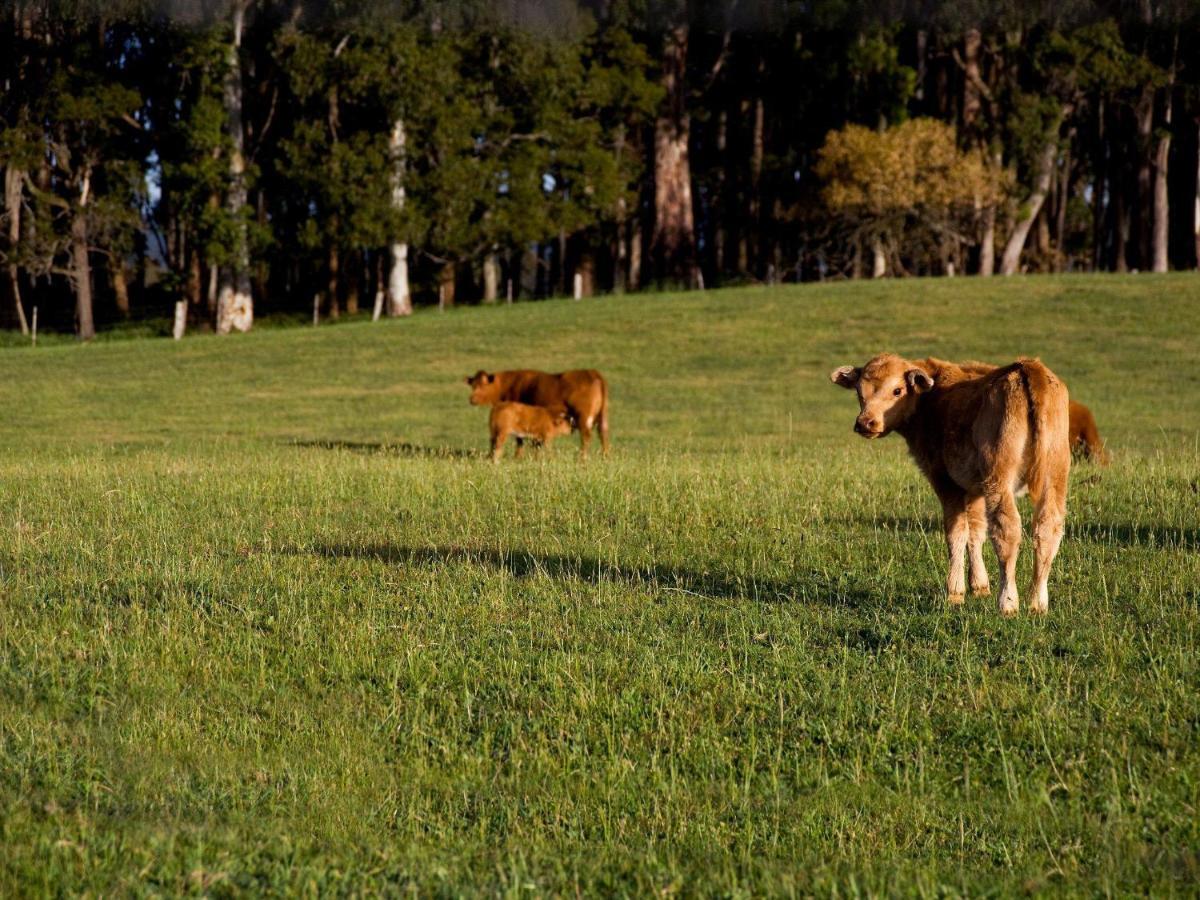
top-left (286, 439), bottom-right (479, 460)
top-left (302, 543), bottom-right (882, 610)
top-left (854, 514), bottom-right (1199, 551)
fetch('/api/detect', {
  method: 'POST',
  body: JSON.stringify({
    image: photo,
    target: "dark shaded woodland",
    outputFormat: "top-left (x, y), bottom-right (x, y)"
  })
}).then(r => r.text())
top-left (2, 1), bottom-right (1197, 337)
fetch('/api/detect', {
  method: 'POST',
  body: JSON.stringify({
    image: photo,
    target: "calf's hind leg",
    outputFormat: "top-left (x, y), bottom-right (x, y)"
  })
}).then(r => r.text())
top-left (985, 489), bottom-right (1022, 617)
top-left (966, 494), bottom-right (990, 597)
top-left (939, 490), bottom-right (969, 606)
top-left (1028, 483), bottom-right (1066, 615)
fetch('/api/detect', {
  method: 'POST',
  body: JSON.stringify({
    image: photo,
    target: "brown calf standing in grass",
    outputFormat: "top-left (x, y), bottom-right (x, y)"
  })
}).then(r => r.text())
top-left (466, 369), bottom-right (610, 457)
top-left (488, 402), bottom-right (572, 462)
top-left (831, 354), bottom-right (1071, 616)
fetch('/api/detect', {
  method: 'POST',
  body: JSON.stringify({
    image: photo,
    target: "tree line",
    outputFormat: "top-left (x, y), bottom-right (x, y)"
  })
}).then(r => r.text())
top-left (1, 1), bottom-right (1197, 339)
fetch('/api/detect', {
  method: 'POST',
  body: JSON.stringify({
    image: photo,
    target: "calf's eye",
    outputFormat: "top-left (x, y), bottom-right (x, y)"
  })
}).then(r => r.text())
top-left (893, 387), bottom-right (903, 397)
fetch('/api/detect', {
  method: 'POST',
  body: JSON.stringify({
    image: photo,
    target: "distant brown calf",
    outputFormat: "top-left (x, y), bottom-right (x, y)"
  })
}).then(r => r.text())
top-left (831, 354), bottom-right (1070, 616)
top-left (1068, 400), bottom-right (1107, 463)
top-left (488, 402), bottom-right (572, 462)
top-left (467, 368), bottom-right (609, 457)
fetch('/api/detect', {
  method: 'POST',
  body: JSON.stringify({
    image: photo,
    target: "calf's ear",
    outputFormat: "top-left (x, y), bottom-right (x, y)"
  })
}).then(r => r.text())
top-left (830, 365), bottom-right (861, 389)
top-left (905, 369), bottom-right (935, 393)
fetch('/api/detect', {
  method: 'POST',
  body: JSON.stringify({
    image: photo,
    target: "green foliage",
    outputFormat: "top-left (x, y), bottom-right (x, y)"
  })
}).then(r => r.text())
top-left (845, 28), bottom-right (917, 127)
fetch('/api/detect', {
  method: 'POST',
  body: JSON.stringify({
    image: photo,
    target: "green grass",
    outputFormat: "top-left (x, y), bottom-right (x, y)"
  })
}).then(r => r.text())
top-left (0, 275), bottom-right (1197, 895)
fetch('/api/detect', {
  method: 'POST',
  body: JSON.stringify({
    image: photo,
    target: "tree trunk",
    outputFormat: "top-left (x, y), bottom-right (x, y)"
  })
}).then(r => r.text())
top-left (1135, 83), bottom-right (1154, 270)
top-left (326, 240), bottom-right (340, 318)
top-left (871, 237), bottom-right (886, 278)
top-left (1000, 114), bottom-right (1064, 276)
top-left (749, 63), bottom-right (765, 277)
top-left (186, 236), bottom-right (203, 310)
top-left (111, 257), bottom-right (130, 318)
top-left (578, 250), bottom-right (594, 297)
top-left (482, 250), bottom-right (499, 303)
top-left (1195, 122), bottom-right (1200, 268)
top-left (1092, 98), bottom-right (1107, 271)
top-left (614, 202), bottom-right (628, 294)
top-left (628, 215), bottom-right (642, 290)
top-left (979, 203), bottom-right (996, 276)
top-left (1152, 88), bottom-right (1173, 273)
top-left (216, 1), bottom-right (253, 334)
top-left (1115, 190), bottom-right (1130, 272)
top-left (438, 263), bottom-right (455, 308)
top-left (1055, 138), bottom-right (1072, 272)
top-left (4, 166), bottom-right (29, 334)
top-left (713, 108), bottom-right (726, 278)
top-left (345, 250), bottom-right (360, 315)
top-left (386, 117), bottom-right (412, 316)
top-left (961, 28), bottom-right (982, 131)
top-left (652, 24), bottom-right (698, 287)
top-left (71, 173), bottom-right (95, 341)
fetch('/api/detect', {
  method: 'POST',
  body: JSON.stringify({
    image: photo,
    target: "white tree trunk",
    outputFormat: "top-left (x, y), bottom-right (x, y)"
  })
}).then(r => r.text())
top-left (1152, 88), bottom-right (1172, 273)
top-left (482, 250), bottom-right (499, 303)
top-left (871, 237), bottom-right (886, 278)
top-left (1001, 119), bottom-right (1063, 276)
top-left (386, 117), bottom-right (412, 317)
top-left (1194, 124), bottom-right (1200, 267)
top-left (71, 170), bottom-right (95, 341)
top-left (216, 0), bottom-right (253, 334)
top-left (4, 166), bottom-right (29, 334)
top-left (979, 204), bottom-right (996, 276)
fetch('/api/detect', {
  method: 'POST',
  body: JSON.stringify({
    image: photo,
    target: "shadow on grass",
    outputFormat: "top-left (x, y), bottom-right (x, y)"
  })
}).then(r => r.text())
top-left (302, 543), bottom-right (881, 610)
top-left (286, 438), bottom-right (479, 460)
top-left (856, 514), bottom-right (1199, 551)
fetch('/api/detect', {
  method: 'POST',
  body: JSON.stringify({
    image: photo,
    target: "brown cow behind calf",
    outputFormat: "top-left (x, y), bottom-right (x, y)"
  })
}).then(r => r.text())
top-left (1068, 400), bottom-right (1108, 464)
top-left (466, 368), bottom-right (609, 458)
top-left (831, 354), bottom-right (1070, 617)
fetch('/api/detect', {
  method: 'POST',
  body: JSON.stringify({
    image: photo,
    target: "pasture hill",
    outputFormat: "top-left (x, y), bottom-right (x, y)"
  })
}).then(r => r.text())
top-left (0, 275), bottom-right (1197, 894)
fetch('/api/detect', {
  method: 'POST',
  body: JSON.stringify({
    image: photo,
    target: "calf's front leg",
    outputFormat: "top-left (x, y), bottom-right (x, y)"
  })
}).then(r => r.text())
top-left (490, 428), bottom-right (509, 463)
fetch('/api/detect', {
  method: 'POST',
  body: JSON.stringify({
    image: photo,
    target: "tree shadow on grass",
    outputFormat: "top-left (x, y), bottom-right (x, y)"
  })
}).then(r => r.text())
top-left (302, 543), bottom-right (885, 610)
top-left (286, 438), bottom-right (479, 460)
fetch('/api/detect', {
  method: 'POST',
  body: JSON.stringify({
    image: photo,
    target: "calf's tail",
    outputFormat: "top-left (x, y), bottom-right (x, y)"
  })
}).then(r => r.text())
top-left (1017, 358), bottom-right (1070, 503)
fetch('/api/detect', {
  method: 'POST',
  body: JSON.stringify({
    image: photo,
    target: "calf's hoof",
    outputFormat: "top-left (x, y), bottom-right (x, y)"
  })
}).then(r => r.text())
top-left (970, 583), bottom-right (991, 597)
top-left (947, 593), bottom-right (965, 607)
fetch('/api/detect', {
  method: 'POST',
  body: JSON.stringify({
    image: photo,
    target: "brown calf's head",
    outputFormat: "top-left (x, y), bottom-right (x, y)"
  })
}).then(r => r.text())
top-left (549, 410), bottom-right (573, 438)
top-left (465, 370), bottom-right (501, 405)
top-left (830, 353), bottom-right (934, 438)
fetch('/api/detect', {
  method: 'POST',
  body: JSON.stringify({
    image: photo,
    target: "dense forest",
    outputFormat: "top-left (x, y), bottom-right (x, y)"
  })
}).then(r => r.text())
top-left (1, 1), bottom-right (1197, 338)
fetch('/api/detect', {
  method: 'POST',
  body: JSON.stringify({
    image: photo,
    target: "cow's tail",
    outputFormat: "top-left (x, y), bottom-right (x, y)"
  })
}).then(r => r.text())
top-left (1017, 358), bottom-right (1070, 503)
top-left (596, 372), bottom-right (610, 453)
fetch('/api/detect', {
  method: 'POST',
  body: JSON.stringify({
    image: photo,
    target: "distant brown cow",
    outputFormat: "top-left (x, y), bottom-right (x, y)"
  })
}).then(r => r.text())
top-left (831, 354), bottom-right (1070, 616)
top-left (1068, 400), bottom-right (1107, 463)
top-left (466, 369), bottom-right (610, 457)
top-left (488, 402), bottom-right (572, 462)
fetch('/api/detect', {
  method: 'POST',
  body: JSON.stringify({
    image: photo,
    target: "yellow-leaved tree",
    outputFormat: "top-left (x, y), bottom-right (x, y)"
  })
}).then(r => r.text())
top-left (816, 118), bottom-right (1008, 277)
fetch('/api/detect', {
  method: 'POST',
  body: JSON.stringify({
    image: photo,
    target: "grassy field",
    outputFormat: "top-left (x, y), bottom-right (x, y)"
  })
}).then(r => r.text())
top-left (0, 275), bottom-right (1197, 895)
